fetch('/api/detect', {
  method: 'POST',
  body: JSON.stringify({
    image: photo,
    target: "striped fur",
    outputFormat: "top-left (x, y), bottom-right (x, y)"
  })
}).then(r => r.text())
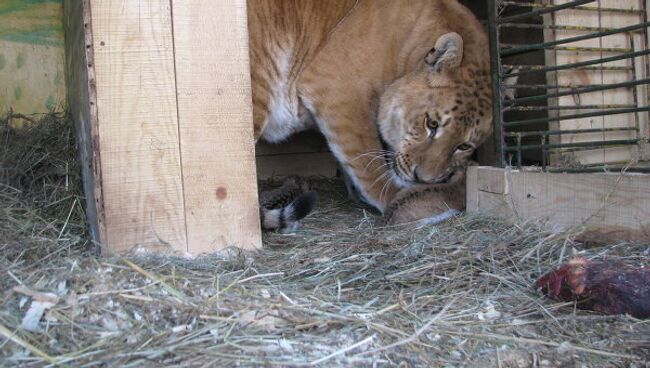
top-left (259, 177), bottom-right (318, 232)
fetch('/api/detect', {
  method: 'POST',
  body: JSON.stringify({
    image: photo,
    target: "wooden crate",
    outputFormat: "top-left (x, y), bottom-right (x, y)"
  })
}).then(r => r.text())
top-left (64, 0), bottom-right (261, 255)
top-left (545, 0), bottom-right (650, 166)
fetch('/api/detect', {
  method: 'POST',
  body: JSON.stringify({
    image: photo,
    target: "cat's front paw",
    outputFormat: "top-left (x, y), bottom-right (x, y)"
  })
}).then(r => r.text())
top-left (383, 169), bottom-right (467, 226)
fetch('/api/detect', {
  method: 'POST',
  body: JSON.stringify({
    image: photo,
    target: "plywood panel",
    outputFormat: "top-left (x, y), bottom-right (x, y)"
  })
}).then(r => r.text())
top-left (172, 0), bottom-right (262, 252)
top-left (0, 1), bottom-right (66, 115)
top-left (90, 1), bottom-right (187, 253)
top-left (467, 166), bottom-right (650, 232)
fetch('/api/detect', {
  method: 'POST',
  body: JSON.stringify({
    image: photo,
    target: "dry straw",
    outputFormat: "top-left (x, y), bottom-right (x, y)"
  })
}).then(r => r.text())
top-left (1, 113), bottom-right (648, 367)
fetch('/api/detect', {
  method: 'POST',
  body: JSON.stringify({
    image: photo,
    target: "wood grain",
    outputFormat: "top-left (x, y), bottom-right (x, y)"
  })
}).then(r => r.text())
top-left (64, 0), bottom-right (104, 248)
top-left (90, 0), bottom-right (187, 253)
top-left (467, 166), bottom-right (650, 232)
top-left (172, 0), bottom-right (262, 252)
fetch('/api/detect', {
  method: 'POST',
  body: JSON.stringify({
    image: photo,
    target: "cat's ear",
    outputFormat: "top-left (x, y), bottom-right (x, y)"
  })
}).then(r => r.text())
top-left (424, 32), bottom-right (464, 72)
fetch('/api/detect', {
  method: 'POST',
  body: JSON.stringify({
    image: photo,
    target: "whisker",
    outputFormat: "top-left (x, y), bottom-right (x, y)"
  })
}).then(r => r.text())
top-left (351, 150), bottom-right (393, 166)
top-left (364, 155), bottom-right (389, 171)
top-left (370, 161), bottom-right (393, 174)
top-left (379, 174), bottom-right (395, 204)
top-left (368, 170), bottom-right (391, 190)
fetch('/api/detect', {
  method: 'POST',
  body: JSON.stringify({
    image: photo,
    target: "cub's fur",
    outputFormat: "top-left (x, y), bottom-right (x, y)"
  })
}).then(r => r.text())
top-left (259, 177), bottom-right (318, 232)
top-left (383, 166), bottom-right (468, 226)
top-left (249, 0), bottom-right (495, 215)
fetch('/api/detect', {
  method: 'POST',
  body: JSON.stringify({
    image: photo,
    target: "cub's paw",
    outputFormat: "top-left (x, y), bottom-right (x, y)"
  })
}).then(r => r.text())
top-left (383, 168), bottom-right (467, 226)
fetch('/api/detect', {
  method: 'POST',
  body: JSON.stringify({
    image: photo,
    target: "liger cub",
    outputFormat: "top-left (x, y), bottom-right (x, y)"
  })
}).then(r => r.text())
top-left (250, 0), bottom-right (501, 225)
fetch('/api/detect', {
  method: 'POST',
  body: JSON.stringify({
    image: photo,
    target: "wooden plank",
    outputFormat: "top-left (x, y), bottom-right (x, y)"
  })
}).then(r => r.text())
top-left (256, 152), bottom-right (338, 180)
top-left (63, 0), bottom-right (104, 248)
top-left (466, 164), bottom-right (479, 212)
top-left (466, 166), bottom-right (511, 218)
top-left (172, 0), bottom-right (262, 252)
top-left (476, 166), bottom-right (508, 194)
top-left (467, 166), bottom-right (650, 232)
top-left (90, 1), bottom-right (187, 253)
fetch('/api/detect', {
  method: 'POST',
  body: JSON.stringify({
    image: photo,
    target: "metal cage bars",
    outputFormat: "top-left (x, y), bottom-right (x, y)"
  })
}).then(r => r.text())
top-left (487, 0), bottom-right (650, 172)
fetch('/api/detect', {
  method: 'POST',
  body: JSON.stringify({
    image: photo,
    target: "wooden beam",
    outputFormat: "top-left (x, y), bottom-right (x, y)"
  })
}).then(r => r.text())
top-left (171, 0), bottom-right (262, 252)
top-left (467, 166), bottom-right (650, 232)
top-left (89, 1), bottom-right (187, 253)
top-left (65, 1), bottom-right (261, 254)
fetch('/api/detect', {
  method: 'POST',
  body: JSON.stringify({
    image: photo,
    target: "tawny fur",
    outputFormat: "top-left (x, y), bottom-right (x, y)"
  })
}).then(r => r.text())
top-left (383, 166), bottom-right (467, 226)
top-left (248, 0), bottom-right (493, 213)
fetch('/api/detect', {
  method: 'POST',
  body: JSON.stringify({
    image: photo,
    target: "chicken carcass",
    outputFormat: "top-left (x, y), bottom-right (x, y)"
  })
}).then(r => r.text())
top-left (536, 257), bottom-right (649, 319)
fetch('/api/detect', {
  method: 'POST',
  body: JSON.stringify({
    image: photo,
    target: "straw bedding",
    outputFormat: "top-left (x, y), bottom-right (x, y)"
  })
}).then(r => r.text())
top-left (1, 113), bottom-right (648, 367)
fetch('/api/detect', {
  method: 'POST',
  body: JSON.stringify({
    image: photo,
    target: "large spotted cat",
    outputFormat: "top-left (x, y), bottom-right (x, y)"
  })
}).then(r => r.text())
top-left (249, 0), bottom-right (497, 217)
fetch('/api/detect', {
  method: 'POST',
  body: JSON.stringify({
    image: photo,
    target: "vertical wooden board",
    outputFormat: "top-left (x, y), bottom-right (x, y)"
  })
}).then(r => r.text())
top-left (466, 166), bottom-right (513, 219)
top-left (64, 0), bottom-right (104, 248)
top-left (466, 166), bottom-right (479, 213)
top-left (90, 1), bottom-right (187, 253)
top-left (172, 0), bottom-right (262, 252)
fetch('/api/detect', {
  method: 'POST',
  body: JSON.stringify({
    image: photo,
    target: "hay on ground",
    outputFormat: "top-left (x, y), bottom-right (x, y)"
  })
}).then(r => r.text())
top-left (1, 112), bottom-right (648, 367)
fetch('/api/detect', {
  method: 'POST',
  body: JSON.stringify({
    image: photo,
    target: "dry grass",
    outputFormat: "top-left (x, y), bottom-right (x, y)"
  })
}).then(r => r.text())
top-left (1, 113), bottom-right (648, 367)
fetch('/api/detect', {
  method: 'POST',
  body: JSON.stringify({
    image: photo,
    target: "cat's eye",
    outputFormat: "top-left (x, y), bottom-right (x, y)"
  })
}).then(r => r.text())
top-left (457, 143), bottom-right (474, 152)
top-left (424, 113), bottom-right (438, 137)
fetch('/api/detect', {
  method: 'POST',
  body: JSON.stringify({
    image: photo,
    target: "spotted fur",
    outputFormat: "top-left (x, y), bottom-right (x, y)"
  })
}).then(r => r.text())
top-left (249, 0), bottom-right (498, 214)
